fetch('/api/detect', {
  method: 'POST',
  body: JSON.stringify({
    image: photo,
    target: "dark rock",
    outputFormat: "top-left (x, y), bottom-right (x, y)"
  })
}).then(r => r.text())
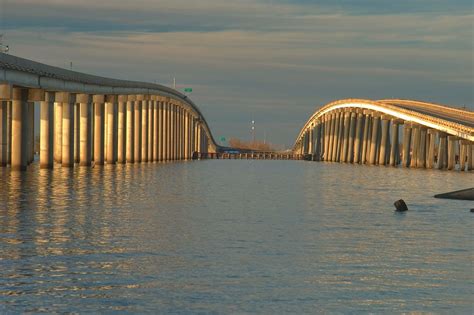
top-left (394, 199), bottom-right (408, 212)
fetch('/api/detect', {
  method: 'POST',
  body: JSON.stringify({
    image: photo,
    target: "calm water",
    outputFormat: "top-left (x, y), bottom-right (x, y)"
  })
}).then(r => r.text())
top-left (0, 160), bottom-right (472, 313)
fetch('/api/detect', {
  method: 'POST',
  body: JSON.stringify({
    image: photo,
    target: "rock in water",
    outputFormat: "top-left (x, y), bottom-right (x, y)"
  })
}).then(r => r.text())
top-left (394, 199), bottom-right (408, 212)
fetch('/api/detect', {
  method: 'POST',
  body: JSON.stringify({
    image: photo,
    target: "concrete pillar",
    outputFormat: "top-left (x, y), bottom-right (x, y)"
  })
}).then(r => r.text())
top-left (77, 94), bottom-right (92, 166)
top-left (426, 129), bottom-right (436, 168)
top-left (378, 118), bottom-right (390, 165)
top-left (171, 104), bottom-right (176, 160)
top-left (140, 98), bottom-right (148, 162)
top-left (353, 113), bottom-right (363, 164)
top-left (466, 143), bottom-right (473, 171)
top-left (437, 134), bottom-right (447, 169)
top-left (447, 136), bottom-right (456, 170)
top-left (0, 101), bottom-right (7, 166)
top-left (157, 101), bottom-right (164, 161)
top-left (74, 102), bottom-right (80, 163)
top-left (164, 102), bottom-right (170, 160)
top-left (184, 111), bottom-right (190, 159)
top-left (368, 116), bottom-right (380, 165)
top-left (106, 95), bottom-right (116, 164)
top-left (402, 124), bottom-right (412, 167)
top-left (361, 114), bottom-right (371, 164)
top-left (410, 125), bottom-right (420, 168)
top-left (134, 97), bottom-right (142, 163)
top-left (313, 123), bottom-right (321, 161)
top-left (6, 101), bottom-right (12, 165)
top-left (389, 121), bottom-right (400, 166)
top-left (61, 93), bottom-right (75, 168)
top-left (54, 101), bottom-right (63, 163)
top-left (341, 112), bottom-right (350, 162)
top-left (197, 123), bottom-right (202, 153)
top-left (26, 102), bottom-right (33, 164)
top-left (459, 141), bottom-right (466, 171)
top-left (40, 92), bottom-right (55, 169)
top-left (153, 98), bottom-right (159, 161)
top-left (335, 112), bottom-right (344, 162)
top-left (125, 96), bottom-right (135, 163)
top-left (347, 112), bottom-right (356, 163)
top-left (11, 88), bottom-right (29, 171)
top-left (117, 95), bottom-right (127, 164)
top-left (148, 98), bottom-right (154, 162)
top-left (93, 95), bottom-right (105, 165)
top-left (417, 128), bottom-right (427, 168)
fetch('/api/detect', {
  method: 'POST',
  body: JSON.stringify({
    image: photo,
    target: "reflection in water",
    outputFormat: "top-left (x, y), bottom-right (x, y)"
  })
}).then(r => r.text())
top-left (0, 161), bottom-right (472, 313)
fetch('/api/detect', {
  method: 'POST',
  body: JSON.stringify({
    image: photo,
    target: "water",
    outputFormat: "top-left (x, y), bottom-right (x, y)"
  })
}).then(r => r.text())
top-left (0, 160), bottom-right (472, 313)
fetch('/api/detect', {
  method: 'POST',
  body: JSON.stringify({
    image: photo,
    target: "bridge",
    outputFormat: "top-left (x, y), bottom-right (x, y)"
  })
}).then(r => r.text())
top-left (0, 53), bottom-right (218, 171)
top-left (293, 99), bottom-right (474, 171)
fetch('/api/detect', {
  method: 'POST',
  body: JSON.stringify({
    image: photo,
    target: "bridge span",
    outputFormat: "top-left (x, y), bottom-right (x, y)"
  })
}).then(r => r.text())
top-left (294, 99), bottom-right (474, 171)
top-left (0, 53), bottom-right (218, 171)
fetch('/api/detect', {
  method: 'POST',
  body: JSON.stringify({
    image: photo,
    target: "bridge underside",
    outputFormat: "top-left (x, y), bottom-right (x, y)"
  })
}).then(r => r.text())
top-left (294, 99), bottom-right (474, 171)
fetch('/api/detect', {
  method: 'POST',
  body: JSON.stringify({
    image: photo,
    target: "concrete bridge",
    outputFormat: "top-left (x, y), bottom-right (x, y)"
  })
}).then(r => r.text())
top-left (294, 99), bottom-right (474, 171)
top-left (0, 53), bottom-right (218, 171)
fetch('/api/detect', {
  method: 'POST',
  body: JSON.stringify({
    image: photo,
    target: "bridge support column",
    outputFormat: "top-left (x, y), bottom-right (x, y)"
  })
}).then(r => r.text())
top-left (61, 93), bottom-right (75, 168)
top-left (94, 95), bottom-right (105, 165)
top-left (6, 101), bottom-right (12, 165)
top-left (353, 113), bottom-right (363, 164)
top-left (361, 113), bottom-right (371, 164)
top-left (27, 102), bottom-right (34, 164)
top-left (39, 92), bottom-right (55, 169)
top-left (378, 117), bottom-right (389, 165)
top-left (184, 111), bottom-right (189, 160)
top-left (410, 125), bottom-right (420, 168)
top-left (163, 102), bottom-right (169, 160)
top-left (389, 121), bottom-right (400, 166)
top-left (74, 103), bottom-right (80, 164)
top-left (126, 96), bottom-right (135, 163)
top-left (152, 98), bottom-right (158, 162)
top-left (335, 112), bottom-right (344, 162)
top-left (341, 112), bottom-right (350, 163)
top-left (447, 136), bottom-right (456, 170)
top-left (437, 133), bottom-right (447, 169)
top-left (347, 112), bottom-right (356, 163)
top-left (78, 94), bottom-right (92, 167)
top-left (141, 97), bottom-right (148, 163)
top-left (11, 88), bottom-right (28, 171)
top-left (0, 101), bottom-right (8, 166)
top-left (148, 97), bottom-right (154, 162)
top-left (160, 100), bottom-right (165, 161)
top-left (459, 141), bottom-right (466, 171)
top-left (417, 127), bottom-right (427, 168)
top-left (467, 143), bottom-right (473, 171)
top-left (54, 101), bottom-right (63, 163)
top-left (368, 115), bottom-right (380, 165)
top-left (313, 123), bottom-right (321, 161)
top-left (426, 129), bottom-right (436, 168)
top-left (134, 97), bottom-right (142, 163)
top-left (402, 123), bottom-right (411, 167)
top-left (0, 85), bottom-right (12, 166)
top-left (117, 95), bottom-right (127, 164)
top-left (106, 95), bottom-right (116, 165)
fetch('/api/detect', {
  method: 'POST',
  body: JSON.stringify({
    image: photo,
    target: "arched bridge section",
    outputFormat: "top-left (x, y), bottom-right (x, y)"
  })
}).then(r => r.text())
top-left (0, 53), bottom-right (219, 171)
top-left (294, 99), bottom-right (474, 171)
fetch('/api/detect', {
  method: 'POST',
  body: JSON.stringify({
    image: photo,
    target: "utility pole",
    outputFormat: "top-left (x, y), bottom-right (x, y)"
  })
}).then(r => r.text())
top-left (173, 77), bottom-right (176, 89)
top-left (0, 34), bottom-right (9, 53)
top-left (251, 120), bottom-right (255, 143)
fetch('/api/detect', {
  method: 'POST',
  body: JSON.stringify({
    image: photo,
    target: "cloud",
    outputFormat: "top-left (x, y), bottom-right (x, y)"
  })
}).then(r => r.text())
top-left (0, 0), bottom-right (472, 146)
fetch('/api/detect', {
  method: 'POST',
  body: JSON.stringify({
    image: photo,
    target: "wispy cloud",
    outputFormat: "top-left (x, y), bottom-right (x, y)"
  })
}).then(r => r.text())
top-left (0, 0), bottom-right (472, 146)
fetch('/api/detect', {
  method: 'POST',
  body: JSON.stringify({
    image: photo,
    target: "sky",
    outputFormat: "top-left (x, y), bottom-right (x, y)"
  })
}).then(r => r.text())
top-left (0, 0), bottom-right (472, 148)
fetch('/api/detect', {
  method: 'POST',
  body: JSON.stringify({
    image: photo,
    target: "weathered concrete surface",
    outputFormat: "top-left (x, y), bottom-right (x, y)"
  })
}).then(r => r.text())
top-left (434, 188), bottom-right (474, 201)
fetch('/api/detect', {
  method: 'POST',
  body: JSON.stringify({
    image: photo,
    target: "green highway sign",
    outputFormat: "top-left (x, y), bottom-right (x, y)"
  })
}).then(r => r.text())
top-left (184, 88), bottom-right (193, 93)
top-left (220, 136), bottom-right (226, 142)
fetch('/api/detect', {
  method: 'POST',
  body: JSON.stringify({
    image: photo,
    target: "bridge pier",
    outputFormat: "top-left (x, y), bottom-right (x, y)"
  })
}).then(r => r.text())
top-left (402, 123), bottom-right (411, 167)
top-left (368, 115), bottom-right (380, 165)
top-left (361, 112), bottom-right (371, 164)
top-left (11, 88), bottom-right (29, 171)
top-left (141, 97), bottom-right (148, 163)
top-left (437, 133), bottom-right (447, 169)
top-left (0, 100), bottom-right (9, 166)
top-left (78, 94), bottom-right (92, 167)
top-left (106, 95), bottom-right (117, 165)
top-left (134, 96), bottom-right (142, 163)
top-left (117, 95), bottom-right (127, 164)
top-left (126, 96), bottom-right (135, 164)
top-left (341, 112), bottom-right (350, 163)
top-left (94, 95), bottom-right (105, 165)
top-left (389, 120), bottom-right (400, 166)
top-left (378, 117), bottom-right (389, 165)
top-left (447, 136), bottom-right (456, 170)
top-left (61, 93), bottom-right (75, 168)
top-left (426, 129), bottom-right (436, 168)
